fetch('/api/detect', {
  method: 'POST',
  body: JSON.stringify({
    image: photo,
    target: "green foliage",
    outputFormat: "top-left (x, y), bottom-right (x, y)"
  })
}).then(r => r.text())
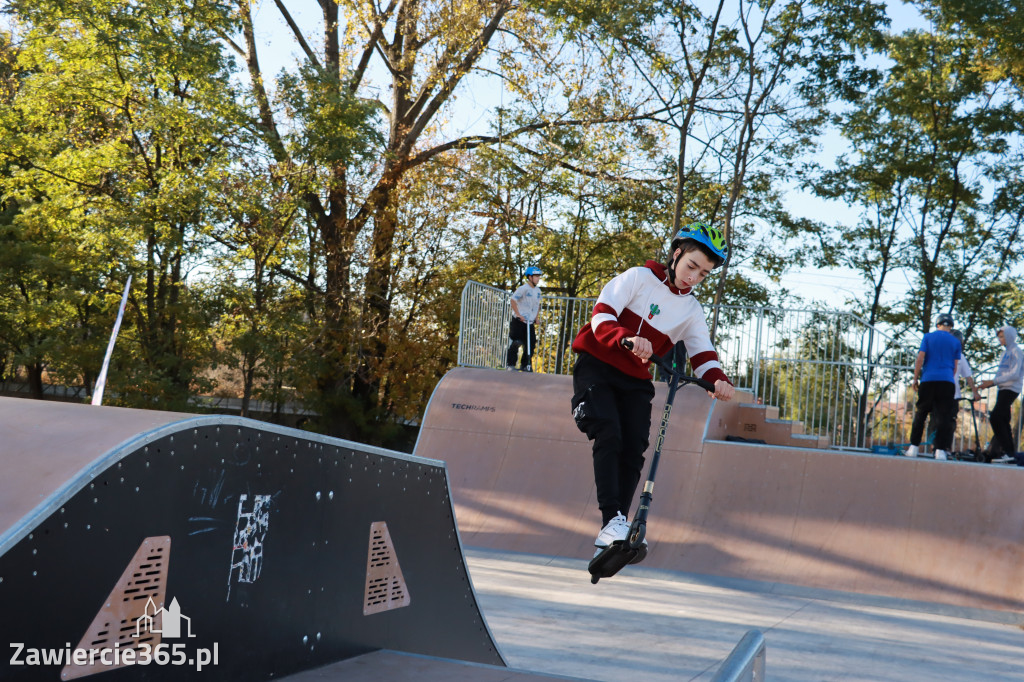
top-left (792, 9), bottom-right (1024, 413)
top-left (0, 0), bottom-right (243, 405)
top-left (277, 65), bottom-right (383, 167)
top-left (2, 0), bottom-right (1024, 447)
top-left (918, 0), bottom-right (1024, 90)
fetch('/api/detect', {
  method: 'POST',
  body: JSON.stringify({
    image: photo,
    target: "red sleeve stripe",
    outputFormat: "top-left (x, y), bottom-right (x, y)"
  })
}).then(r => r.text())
top-left (691, 350), bottom-right (732, 385)
top-left (690, 350), bottom-right (720, 368)
top-left (700, 368), bottom-right (730, 386)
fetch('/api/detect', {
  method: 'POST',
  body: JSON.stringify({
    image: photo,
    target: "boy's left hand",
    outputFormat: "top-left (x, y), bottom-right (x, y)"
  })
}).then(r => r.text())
top-left (710, 380), bottom-right (734, 402)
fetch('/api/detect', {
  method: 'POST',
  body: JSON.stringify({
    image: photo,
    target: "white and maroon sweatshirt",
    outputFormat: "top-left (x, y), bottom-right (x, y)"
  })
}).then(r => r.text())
top-left (571, 260), bottom-right (731, 385)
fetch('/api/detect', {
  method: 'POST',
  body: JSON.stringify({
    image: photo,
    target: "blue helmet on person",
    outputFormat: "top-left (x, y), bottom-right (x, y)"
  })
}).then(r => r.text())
top-left (525, 266), bottom-right (542, 276)
top-left (670, 222), bottom-right (728, 266)
top-left (935, 312), bottom-right (954, 328)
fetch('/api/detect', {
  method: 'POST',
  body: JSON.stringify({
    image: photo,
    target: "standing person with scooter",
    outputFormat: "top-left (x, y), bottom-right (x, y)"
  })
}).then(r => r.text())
top-left (506, 266), bottom-right (542, 371)
top-left (977, 326), bottom-right (1024, 464)
top-left (569, 223), bottom-right (735, 558)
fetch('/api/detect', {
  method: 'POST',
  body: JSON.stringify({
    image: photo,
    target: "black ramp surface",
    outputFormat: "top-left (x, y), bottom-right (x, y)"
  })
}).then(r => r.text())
top-left (277, 650), bottom-right (593, 681)
top-left (0, 402), bottom-right (502, 681)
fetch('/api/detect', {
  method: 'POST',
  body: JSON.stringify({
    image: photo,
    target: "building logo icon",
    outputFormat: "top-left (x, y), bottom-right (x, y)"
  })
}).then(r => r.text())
top-left (135, 596), bottom-right (195, 639)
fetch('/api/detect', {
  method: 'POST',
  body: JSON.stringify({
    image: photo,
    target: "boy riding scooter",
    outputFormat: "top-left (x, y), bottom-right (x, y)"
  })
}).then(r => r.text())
top-left (569, 223), bottom-right (735, 572)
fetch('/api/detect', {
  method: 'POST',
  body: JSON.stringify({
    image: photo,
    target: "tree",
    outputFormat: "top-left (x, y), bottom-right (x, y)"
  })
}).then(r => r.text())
top-left (802, 19), bottom-right (1024, 442)
top-left (917, 0), bottom-right (1024, 91)
top-left (554, 0), bottom-right (890, 336)
top-left (231, 0), bottom-right (680, 441)
top-left (207, 160), bottom-right (308, 418)
top-left (810, 26), bottom-right (1024, 334)
top-left (1, 0), bottom-right (245, 407)
top-left (704, 0), bottom-right (889, 335)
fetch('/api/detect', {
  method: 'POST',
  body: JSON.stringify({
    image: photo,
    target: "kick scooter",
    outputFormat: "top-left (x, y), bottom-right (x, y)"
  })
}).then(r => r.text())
top-left (588, 341), bottom-right (716, 584)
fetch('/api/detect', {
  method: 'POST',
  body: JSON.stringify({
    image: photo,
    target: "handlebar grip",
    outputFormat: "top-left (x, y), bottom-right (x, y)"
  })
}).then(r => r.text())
top-left (691, 376), bottom-right (717, 393)
top-left (621, 338), bottom-right (716, 393)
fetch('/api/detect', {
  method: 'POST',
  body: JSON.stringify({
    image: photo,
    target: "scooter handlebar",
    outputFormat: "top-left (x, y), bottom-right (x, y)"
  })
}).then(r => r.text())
top-left (621, 339), bottom-right (716, 393)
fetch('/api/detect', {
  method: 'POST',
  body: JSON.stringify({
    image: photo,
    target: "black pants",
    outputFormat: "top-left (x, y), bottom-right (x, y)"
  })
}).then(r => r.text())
top-left (506, 318), bottom-right (537, 370)
top-left (571, 352), bottom-right (654, 526)
top-left (910, 381), bottom-right (956, 451)
top-left (990, 389), bottom-right (1019, 456)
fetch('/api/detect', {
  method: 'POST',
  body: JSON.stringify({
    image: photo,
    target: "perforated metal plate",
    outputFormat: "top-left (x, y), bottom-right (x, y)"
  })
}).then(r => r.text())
top-left (61, 536), bottom-right (170, 680)
top-left (364, 521), bottom-right (410, 615)
top-left (0, 414), bottom-right (504, 681)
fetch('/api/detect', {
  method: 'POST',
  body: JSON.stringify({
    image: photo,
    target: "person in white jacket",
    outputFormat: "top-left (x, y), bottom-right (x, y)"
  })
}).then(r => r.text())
top-left (977, 326), bottom-right (1024, 462)
top-left (570, 222), bottom-right (735, 552)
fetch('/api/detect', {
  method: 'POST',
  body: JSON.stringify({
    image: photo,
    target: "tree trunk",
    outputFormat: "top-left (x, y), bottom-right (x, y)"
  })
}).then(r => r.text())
top-left (353, 189), bottom-right (399, 418)
top-left (27, 361), bottom-right (44, 400)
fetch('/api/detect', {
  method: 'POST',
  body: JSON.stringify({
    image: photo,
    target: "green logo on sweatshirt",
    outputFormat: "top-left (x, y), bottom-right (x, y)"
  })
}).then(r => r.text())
top-left (648, 304), bottom-right (660, 320)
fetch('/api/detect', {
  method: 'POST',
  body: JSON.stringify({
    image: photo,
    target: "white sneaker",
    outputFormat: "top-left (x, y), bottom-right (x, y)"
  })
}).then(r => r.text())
top-left (595, 512), bottom-right (630, 547)
top-left (992, 455), bottom-right (1014, 464)
top-left (593, 515), bottom-right (650, 561)
top-left (904, 445), bottom-right (919, 457)
top-left (935, 449), bottom-right (948, 461)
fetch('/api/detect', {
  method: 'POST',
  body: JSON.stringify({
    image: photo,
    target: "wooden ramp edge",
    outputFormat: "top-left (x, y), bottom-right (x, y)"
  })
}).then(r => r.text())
top-left (0, 396), bottom-right (191, 548)
top-left (414, 366), bottom-right (1024, 615)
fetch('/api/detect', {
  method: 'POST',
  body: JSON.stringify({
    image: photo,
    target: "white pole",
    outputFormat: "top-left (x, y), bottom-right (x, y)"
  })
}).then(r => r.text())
top-left (92, 275), bottom-right (132, 406)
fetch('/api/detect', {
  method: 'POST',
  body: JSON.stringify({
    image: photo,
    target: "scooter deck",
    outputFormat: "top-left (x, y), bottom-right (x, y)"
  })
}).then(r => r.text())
top-left (588, 542), bottom-right (648, 583)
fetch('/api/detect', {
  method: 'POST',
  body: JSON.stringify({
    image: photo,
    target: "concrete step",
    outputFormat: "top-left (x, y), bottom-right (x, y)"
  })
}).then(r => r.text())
top-left (791, 433), bottom-right (832, 449)
top-left (732, 404), bottom-right (830, 449)
top-left (738, 403), bottom-right (779, 420)
top-left (766, 417), bottom-right (804, 435)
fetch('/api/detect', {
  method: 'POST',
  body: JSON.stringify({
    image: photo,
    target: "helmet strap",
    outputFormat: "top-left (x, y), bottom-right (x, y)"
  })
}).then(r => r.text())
top-left (667, 249), bottom-right (680, 287)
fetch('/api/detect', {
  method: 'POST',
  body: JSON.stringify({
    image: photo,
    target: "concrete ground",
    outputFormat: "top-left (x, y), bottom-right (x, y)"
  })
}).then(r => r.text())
top-left (465, 548), bottom-right (1024, 682)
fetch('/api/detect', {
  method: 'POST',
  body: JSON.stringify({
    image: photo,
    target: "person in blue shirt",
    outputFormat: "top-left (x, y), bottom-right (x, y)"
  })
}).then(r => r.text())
top-left (906, 313), bottom-right (961, 460)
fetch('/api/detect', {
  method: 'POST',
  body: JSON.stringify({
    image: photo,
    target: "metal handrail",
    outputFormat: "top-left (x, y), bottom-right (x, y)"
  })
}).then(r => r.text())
top-left (711, 629), bottom-right (766, 682)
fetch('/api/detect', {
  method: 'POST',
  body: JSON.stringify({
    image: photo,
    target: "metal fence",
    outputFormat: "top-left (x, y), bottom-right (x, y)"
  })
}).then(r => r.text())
top-left (713, 304), bottom-right (927, 451)
top-left (458, 279), bottom-right (594, 376)
top-left (458, 279), bottom-right (1006, 454)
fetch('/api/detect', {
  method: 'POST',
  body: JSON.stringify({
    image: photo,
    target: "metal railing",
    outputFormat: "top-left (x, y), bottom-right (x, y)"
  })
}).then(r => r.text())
top-left (457, 280), bottom-right (1014, 454)
top-left (712, 304), bottom-right (917, 450)
top-left (711, 629), bottom-right (766, 682)
top-left (458, 280), bottom-right (594, 375)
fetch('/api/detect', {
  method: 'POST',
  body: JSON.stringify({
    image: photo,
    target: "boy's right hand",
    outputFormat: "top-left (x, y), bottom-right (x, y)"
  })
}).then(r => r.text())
top-left (623, 336), bottom-right (653, 362)
top-left (712, 380), bottom-right (734, 402)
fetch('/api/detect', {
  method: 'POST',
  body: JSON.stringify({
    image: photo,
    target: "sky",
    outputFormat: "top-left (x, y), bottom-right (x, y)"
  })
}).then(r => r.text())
top-left (760, 1), bottom-right (928, 309)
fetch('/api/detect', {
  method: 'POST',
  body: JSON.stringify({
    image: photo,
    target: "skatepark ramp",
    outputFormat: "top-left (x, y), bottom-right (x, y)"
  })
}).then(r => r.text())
top-left (0, 396), bottom-right (504, 680)
top-left (415, 367), bottom-right (1024, 617)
